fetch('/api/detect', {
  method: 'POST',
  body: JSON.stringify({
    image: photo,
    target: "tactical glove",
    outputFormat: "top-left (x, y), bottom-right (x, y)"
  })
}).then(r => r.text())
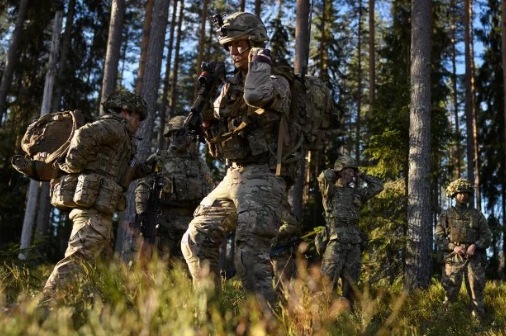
top-left (249, 47), bottom-right (272, 65)
top-left (271, 222), bottom-right (300, 248)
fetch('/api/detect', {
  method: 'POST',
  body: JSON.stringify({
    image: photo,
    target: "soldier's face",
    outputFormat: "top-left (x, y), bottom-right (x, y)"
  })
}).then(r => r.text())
top-left (341, 168), bottom-right (356, 183)
top-left (123, 110), bottom-right (142, 132)
top-left (227, 39), bottom-right (250, 71)
top-left (455, 192), bottom-right (469, 204)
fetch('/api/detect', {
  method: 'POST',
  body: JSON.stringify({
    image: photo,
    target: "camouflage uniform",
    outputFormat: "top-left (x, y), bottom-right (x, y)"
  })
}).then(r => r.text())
top-left (135, 117), bottom-right (214, 263)
top-left (317, 156), bottom-right (383, 299)
top-left (44, 91), bottom-right (150, 291)
top-left (435, 178), bottom-right (492, 318)
top-left (181, 12), bottom-right (299, 308)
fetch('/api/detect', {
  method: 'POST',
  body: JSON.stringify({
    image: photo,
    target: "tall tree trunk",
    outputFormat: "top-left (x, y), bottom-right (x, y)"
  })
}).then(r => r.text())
top-left (136, 0), bottom-right (155, 95)
top-left (319, 0), bottom-right (328, 82)
top-left (0, 0), bottom-right (30, 126)
top-left (169, 0), bottom-right (184, 117)
top-left (255, 0), bottom-right (261, 17)
top-left (405, 0), bottom-right (432, 290)
top-left (368, 0), bottom-right (375, 114)
top-left (356, 0), bottom-right (363, 162)
top-left (158, 0), bottom-right (178, 149)
top-left (290, 0), bottom-right (310, 220)
top-left (100, 0), bottom-right (125, 115)
top-left (194, 0), bottom-right (208, 100)
top-left (501, 0), bottom-right (506, 279)
top-left (469, 3), bottom-right (481, 210)
top-left (52, 0), bottom-right (76, 111)
top-left (450, 0), bottom-right (461, 178)
top-left (239, 0), bottom-right (246, 12)
top-left (116, 0), bottom-right (170, 258)
top-left (19, 9), bottom-right (63, 260)
top-left (464, 0), bottom-right (476, 207)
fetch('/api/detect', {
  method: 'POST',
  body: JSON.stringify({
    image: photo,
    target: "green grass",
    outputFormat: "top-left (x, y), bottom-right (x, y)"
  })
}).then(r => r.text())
top-left (1, 258), bottom-right (506, 336)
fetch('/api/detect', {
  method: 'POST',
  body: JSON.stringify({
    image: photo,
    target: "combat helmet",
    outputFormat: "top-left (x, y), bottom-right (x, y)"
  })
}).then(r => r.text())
top-left (215, 12), bottom-right (268, 49)
top-left (164, 115), bottom-right (186, 137)
top-left (445, 178), bottom-right (474, 198)
top-left (102, 91), bottom-right (147, 121)
top-left (334, 155), bottom-right (358, 172)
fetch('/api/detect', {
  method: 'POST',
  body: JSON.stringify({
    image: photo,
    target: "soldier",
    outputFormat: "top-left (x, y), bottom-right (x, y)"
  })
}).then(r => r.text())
top-left (134, 116), bottom-right (214, 264)
top-left (316, 155), bottom-right (383, 302)
top-left (44, 91), bottom-right (155, 293)
top-left (181, 12), bottom-right (299, 310)
top-left (435, 178), bottom-right (492, 321)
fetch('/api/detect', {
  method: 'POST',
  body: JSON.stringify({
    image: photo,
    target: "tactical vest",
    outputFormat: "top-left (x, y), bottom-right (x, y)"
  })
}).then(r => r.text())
top-left (51, 115), bottom-right (135, 214)
top-left (157, 149), bottom-right (214, 205)
top-left (447, 207), bottom-right (479, 244)
top-left (208, 72), bottom-right (298, 181)
top-left (324, 186), bottom-right (362, 225)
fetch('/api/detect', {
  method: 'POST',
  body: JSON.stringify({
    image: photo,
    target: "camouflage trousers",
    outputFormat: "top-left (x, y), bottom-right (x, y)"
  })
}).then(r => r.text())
top-left (44, 208), bottom-right (113, 291)
top-left (441, 251), bottom-right (486, 316)
top-left (155, 209), bottom-right (193, 264)
top-left (321, 240), bottom-right (362, 299)
top-left (181, 164), bottom-right (296, 309)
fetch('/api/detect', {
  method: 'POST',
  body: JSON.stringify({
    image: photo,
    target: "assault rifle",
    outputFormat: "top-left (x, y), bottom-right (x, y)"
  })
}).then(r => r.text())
top-left (171, 61), bottom-right (226, 150)
top-left (138, 172), bottom-right (165, 260)
top-left (270, 226), bottom-right (325, 258)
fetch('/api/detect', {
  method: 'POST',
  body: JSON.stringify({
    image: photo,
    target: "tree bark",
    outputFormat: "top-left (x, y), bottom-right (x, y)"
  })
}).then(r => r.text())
top-left (19, 9), bottom-right (63, 259)
top-left (0, 0), bottom-right (30, 126)
top-left (501, 0), bottom-right (506, 278)
top-left (52, 0), bottom-right (76, 111)
top-left (469, 2), bottom-right (480, 210)
top-left (368, 0), bottom-right (375, 115)
top-left (158, 0), bottom-right (178, 149)
top-left (464, 0), bottom-right (476, 207)
top-left (135, 0), bottom-right (154, 95)
top-left (169, 0), bottom-right (184, 117)
top-left (255, 0), bottom-right (262, 17)
top-left (194, 0), bottom-right (209, 100)
top-left (405, 0), bottom-right (432, 290)
top-left (100, 0), bottom-right (126, 115)
top-left (356, 0), bottom-right (363, 163)
top-left (450, 0), bottom-right (461, 178)
top-left (290, 0), bottom-right (311, 220)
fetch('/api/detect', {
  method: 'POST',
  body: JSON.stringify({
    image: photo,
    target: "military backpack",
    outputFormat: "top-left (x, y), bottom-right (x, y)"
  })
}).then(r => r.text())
top-left (271, 66), bottom-right (340, 174)
top-left (12, 110), bottom-right (87, 181)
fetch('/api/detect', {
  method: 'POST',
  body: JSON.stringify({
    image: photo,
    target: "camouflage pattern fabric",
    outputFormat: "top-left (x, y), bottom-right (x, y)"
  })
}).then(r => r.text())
top-left (184, 37), bottom-right (298, 310)
top-left (135, 148), bottom-right (214, 262)
top-left (441, 251), bottom-right (487, 316)
top-left (45, 114), bottom-right (143, 292)
top-left (317, 169), bottom-right (383, 298)
top-left (44, 209), bottom-right (114, 291)
top-left (182, 164), bottom-right (297, 308)
top-left (435, 202), bottom-right (492, 317)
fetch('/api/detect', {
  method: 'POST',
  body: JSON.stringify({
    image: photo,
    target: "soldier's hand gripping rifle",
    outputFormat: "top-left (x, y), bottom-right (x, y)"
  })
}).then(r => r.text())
top-left (270, 226), bottom-right (325, 257)
top-left (171, 61), bottom-right (226, 150)
top-left (138, 172), bottom-right (165, 260)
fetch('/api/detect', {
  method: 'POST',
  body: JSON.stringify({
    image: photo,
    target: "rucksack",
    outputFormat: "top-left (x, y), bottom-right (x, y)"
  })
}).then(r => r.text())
top-left (11, 110), bottom-right (87, 181)
top-left (272, 66), bottom-right (340, 174)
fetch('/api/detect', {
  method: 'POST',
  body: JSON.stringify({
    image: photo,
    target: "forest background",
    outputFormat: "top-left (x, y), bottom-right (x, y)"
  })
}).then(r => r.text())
top-left (0, 0), bottom-right (506, 328)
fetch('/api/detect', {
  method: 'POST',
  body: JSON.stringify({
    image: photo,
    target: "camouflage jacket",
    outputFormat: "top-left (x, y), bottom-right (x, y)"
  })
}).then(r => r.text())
top-left (135, 148), bottom-right (214, 215)
top-left (318, 169), bottom-right (383, 243)
top-left (435, 203), bottom-right (492, 252)
top-left (63, 114), bottom-right (150, 188)
top-left (203, 60), bottom-right (296, 180)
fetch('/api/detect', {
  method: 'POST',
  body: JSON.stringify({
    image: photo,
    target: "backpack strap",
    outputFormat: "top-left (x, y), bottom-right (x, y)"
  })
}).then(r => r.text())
top-left (46, 110), bottom-right (83, 163)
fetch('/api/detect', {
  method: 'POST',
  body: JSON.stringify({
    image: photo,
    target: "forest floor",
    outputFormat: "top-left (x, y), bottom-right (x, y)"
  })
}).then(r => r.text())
top-left (1, 257), bottom-right (506, 336)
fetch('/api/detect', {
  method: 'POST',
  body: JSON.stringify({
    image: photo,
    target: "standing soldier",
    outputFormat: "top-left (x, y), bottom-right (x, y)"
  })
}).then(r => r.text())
top-left (181, 12), bottom-right (299, 310)
top-left (44, 91), bottom-right (154, 294)
top-left (435, 178), bottom-right (492, 322)
top-left (134, 116), bottom-right (215, 264)
top-left (316, 155), bottom-right (383, 303)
